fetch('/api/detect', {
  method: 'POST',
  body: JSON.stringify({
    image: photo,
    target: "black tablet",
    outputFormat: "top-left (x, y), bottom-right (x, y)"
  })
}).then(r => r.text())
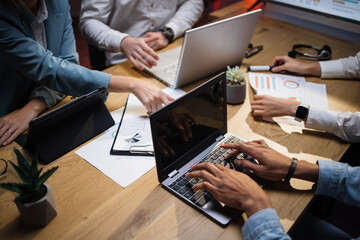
top-left (16, 87), bottom-right (114, 164)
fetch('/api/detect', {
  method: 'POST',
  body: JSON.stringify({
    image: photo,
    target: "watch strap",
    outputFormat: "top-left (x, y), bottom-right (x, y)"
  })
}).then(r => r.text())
top-left (284, 157), bottom-right (298, 182)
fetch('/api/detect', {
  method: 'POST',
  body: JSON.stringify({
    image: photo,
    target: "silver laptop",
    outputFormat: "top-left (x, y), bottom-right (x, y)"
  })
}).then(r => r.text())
top-left (149, 72), bottom-right (266, 226)
top-left (143, 9), bottom-right (261, 89)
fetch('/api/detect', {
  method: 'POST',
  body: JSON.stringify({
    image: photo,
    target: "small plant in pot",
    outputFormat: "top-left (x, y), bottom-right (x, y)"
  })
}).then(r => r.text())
top-left (0, 147), bottom-right (58, 227)
top-left (226, 65), bottom-right (247, 104)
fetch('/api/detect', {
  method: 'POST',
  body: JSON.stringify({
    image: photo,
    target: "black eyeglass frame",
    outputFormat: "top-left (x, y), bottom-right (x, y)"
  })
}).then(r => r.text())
top-left (0, 158), bottom-right (8, 176)
top-left (245, 43), bottom-right (263, 58)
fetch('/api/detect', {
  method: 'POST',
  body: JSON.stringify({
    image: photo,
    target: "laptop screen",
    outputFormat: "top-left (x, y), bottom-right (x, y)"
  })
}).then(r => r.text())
top-left (150, 73), bottom-right (227, 181)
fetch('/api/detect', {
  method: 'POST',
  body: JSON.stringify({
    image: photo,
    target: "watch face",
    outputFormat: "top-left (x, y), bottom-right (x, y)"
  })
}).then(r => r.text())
top-left (160, 27), bottom-right (174, 42)
top-left (295, 106), bottom-right (309, 119)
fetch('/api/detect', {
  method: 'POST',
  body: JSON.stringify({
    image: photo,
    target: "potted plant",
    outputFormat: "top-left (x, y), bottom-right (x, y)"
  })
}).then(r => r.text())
top-left (226, 65), bottom-right (247, 104)
top-left (0, 147), bottom-right (58, 227)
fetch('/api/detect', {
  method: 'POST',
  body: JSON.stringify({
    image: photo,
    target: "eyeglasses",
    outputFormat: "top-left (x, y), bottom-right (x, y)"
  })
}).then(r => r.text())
top-left (0, 158), bottom-right (8, 176)
top-left (245, 43), bottom-right (263, 58)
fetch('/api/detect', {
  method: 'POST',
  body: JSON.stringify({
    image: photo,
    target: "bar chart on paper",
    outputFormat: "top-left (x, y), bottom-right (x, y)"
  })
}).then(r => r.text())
top-left (249, 72), bottom-right (328, 127)
top-left (249, 73), bottom-right (310, 104)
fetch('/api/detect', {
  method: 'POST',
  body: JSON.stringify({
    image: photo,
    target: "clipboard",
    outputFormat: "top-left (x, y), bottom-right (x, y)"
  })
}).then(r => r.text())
top-left (110, 94), bottom-right (154, 156)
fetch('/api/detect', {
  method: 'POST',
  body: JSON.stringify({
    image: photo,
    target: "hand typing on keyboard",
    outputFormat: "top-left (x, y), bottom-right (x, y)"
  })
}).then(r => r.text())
top-left (185, 161), bottom-right (271, 217)
top-left (185, 139), bottom-right (316, 219)
top-left (221, 140), bottom-right (293, 181)
top-left (222, 143), bottom-right (258, 167)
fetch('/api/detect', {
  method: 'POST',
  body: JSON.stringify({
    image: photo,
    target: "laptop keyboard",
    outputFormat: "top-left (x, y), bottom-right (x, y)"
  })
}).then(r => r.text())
top-left (161, 63), bottom-right (178, 81)
top-left (168, 135), bottom-right (247, 207)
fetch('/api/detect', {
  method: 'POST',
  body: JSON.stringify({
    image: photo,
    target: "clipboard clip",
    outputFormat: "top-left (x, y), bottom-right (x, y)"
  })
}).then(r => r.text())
top-left (129, 144), bottom-right (154, 155)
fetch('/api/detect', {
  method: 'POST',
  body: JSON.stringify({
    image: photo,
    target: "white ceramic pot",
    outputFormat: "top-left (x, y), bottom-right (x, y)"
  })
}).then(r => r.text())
top-left (15, 184), bottom-right (57, 227)
top-left (226, 83), bottom-right (246, 104)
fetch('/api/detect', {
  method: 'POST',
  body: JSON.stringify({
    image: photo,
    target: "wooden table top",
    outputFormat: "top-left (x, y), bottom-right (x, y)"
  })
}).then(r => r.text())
top-left (1, 15), bottom-right (359, 239)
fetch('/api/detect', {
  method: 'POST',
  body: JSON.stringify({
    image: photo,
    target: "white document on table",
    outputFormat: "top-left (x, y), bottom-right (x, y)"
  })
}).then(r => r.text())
top-left (249, 73), bottom-right (311, 104)
top-left (249, 73), bottom-right (328, 128)
top-left (112, 88), bottom-right (186, 153)
top-left (112, 93), bottom-right (153, 153)
top-left (75, 88), bottom-right (186, 188)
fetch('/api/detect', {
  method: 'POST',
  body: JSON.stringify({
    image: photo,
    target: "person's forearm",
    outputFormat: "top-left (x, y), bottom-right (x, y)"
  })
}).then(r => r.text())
top-left (303, 62), bottom-right (321, 77)
top-left (316, 160), bottom-right (360, 207)
top-left (107, 75), bottom-right (138, 93)
top-left (306, 108), bottom-right (360, 143)
top-left (293, 160), bottom-right (319, 182)
top-left (0, 98), bottom-right (48, 146)
top-left (80, 19), bottom-right (126, 52)
top-left (21, 98), bottom-right (48, 118)
top-left (319, 53), bottom-right (360, 79)
top-left (242, 209), bottom-right (291, 240)
top-left (107, 75), bottom-right (172, 113)
top-left (79, 0), bottom-right (126, 51)
top-left (166, 0), bottom-right (204, 39)
top-left (244, 194), bottom-right (272, 217)
top-left (285, 100), bottom-right (300, 117)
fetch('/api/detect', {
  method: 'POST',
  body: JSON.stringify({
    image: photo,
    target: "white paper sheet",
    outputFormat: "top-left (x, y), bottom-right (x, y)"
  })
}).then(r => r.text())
top-left (249, 72), bottom-right (311, 104)
top-left (112, 93), bottom-right (153, 153)
top-left (75, 88), bottom-right (186, 188)
top-left (306, 82), bottom-right (328, 109)
top-left (249, 73), bottom-right (328, 129)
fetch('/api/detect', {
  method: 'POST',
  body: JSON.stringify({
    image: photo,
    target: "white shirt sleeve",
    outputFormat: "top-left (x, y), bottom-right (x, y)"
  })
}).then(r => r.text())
top-left (79, 0), bottom-right (203, 52)
top-left (165, 0), bottom-right (204, 39)
top-left (79, 0), bottom-right (129, 52)
top-left (306, 106), bottom-right (360, 143)
top-left (319, 52), bottom-right (360, 79)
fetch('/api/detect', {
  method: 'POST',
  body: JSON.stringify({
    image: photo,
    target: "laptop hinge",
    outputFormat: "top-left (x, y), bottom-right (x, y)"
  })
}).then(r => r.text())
top-left (168, 170), bottom-right (179, 178)
top-left (216, 135), bottom-right (224, 142)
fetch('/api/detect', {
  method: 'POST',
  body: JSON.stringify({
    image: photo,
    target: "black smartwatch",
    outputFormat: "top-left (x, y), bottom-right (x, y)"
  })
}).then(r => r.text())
top-left (294, 103), bottom-right (309, 122)
top-left (159, 26), bottom-right (174, 43)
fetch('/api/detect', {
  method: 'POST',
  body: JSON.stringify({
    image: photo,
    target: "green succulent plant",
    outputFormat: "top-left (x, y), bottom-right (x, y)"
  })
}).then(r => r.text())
top-left (226, 66), bottom-right (246, 86)
top-left (0, 147), bottom-right (58, 202)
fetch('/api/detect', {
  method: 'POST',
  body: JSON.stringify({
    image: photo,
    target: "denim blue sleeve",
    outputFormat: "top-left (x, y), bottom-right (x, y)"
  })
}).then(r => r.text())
top-left (316, 160), bottom-right (360, 207)
top-left (242, 208), bottom-right (291, 240)
top-left (241, 161), bottom-right (360, 239)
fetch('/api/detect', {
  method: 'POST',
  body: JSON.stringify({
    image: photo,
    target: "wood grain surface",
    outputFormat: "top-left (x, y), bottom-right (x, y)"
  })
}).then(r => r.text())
top-left (1, 14), bottom-right (359, 239)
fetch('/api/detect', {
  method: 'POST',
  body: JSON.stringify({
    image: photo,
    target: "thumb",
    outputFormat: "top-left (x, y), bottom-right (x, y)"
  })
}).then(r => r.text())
top-left (235, 159), bottom-right (260, 173)
top-left (144, 35), bottom-right (159, 43)
top-left (271, 65), bottom-right (286, 72)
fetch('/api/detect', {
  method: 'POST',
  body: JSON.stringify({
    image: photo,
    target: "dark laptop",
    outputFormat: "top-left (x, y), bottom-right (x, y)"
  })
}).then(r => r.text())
top-left (16, 87), bottom-right (114, 164)
top-left (149, 72), bottom-right (265, 226)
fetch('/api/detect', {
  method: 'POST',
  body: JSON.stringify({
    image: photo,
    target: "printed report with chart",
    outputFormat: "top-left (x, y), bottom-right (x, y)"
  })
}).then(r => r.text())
top-left (249, 72), bottom-right (328, 126)
top-left (249, 72), bottom-right (328, 107)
